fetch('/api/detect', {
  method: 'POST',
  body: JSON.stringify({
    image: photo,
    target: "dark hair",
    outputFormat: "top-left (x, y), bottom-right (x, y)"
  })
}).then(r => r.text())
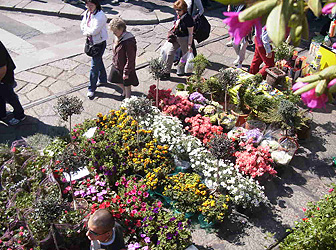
top-left (85, 0), bottom-right (102, 11)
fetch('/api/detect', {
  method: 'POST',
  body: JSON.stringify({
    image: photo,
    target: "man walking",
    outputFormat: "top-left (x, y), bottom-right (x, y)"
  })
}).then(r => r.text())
top-left (0, 41), bottom-right (26, 126)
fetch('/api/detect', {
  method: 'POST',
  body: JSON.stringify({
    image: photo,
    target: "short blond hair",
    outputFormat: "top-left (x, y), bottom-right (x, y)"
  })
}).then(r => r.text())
top-left (173, 0), bottom-right (188, 13)
top-left (109, 17), bottom-right (126, 32)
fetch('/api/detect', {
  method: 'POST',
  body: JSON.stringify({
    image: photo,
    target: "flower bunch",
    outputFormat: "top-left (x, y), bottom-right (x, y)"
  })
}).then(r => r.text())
top-left (245, 128), bottom-right (263, 144)
top-left (189, 92), bottom-right (207, 112)
top-left (147, 85), bottom-right (172, 104)
top-left (234, 139), bottom-right (277, 179)
top-left (0, 225), bottom-right (31, 250)
top-left (227, 127), bottom-right (247, 142)
top-left (163, 173), bottom-right (208, 214)
top-left (185, 114), bottom-right (223, 144)
top-left (72, 173), bottom-right (111, 204)
top-left (172, 135), bottom-right (203, 162)
top-left (199, 194), bottom-right (231, 222)
top-left (203, 160), bottom-right (267, 209)
top-left (160, 95), bottom-right (194, 119)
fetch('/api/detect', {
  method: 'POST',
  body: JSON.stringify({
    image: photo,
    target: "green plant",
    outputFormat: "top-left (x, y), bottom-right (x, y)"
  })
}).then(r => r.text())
top-left (54, 96), bottom-right (84, 129)
top-left (0, 143), bottom-right (11, 166)
top-left (217, 68), bottom-right (238, 111)
top-left (148, 58), bottom-right (166, 107)
top-left (26, 133), bottom-right (53, 151)
top-left (192, 54), bottom-right (211, 80)
top-left (280, 185), bottom-right (336, 250)
top-left (198, 194), bottom-right (231, 223)
top-left (274, 42), bottom-right (294, 62)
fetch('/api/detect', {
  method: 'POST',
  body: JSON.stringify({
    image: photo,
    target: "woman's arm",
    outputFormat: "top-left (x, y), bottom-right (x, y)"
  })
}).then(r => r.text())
top-left (123, 41), bottom-right (136, 79)
top-left (83, 11), bottom-right (107, 36)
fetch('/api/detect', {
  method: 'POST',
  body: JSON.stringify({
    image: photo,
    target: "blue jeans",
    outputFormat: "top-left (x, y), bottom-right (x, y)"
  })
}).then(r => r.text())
top-left (89, 41), bottom-right (107, 92)
top-left (0, 82), bottom-right (25, 119)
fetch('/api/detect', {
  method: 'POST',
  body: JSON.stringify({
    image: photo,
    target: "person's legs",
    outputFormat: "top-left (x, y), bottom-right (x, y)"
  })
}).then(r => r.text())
top-left (238, 38), bottom-right (248, 63)
top-left (89, 45), bottom-right (106, 95)
top-left (124, 86), bottom-right (131, 99)
top-left (98, 42), bottom-right (107, 84)
top-left (257, 45), bottom-right (275, 78)
top-left (249, 40), bottom-right (263, 75)
top-left (165, 41), bottom-right (180, 74)
top-left (0, 83), bottom-right (25, 120)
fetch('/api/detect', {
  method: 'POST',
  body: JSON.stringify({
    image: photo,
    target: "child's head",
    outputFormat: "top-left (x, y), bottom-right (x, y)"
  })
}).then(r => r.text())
top-left (86, 209), bottom-right (115, 242)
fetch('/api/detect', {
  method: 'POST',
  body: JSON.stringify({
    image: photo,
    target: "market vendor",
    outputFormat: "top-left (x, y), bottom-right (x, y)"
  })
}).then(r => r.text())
top-left (86, 209), bottom-right (126, 250)
top-left (249, 28), bottom-right (275, 78)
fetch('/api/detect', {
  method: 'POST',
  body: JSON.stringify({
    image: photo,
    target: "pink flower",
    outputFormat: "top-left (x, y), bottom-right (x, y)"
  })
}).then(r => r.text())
top-left (328, 188), bottom-right (334, 193)
top-left (322, 2), bottom-right (336, 14)
top-left (292, 81), bottom-right (328, 109)
top-left (333, 43), bottom-right (336, 49)
top-left (223, 12), bottom-right (262, 45)
top-left (19, 232), bottom-right (24, 236)
top-left (328, 78), bottom-right (336, 88)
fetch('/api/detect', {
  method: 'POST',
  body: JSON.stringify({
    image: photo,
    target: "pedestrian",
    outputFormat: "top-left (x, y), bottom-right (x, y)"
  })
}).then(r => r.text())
top-left (161, 0), bottom-right (194, 80)
top-left (86, 209), bottom-right (126, 250)
top-left (81, 0), bottom-right (108, 98)
top-left (225, 4), bottom-right (248, 68)
top-left (0, 41), bottom-right (26, 126)
top-left (249, 27), bottom-right (275, 78)
top-left (108, 17), bottom-right (139, 99)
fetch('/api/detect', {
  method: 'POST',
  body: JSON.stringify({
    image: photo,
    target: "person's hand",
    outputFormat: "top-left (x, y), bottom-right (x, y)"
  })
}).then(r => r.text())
top-left (266, 52), bottom-right (273, 58)
top-left (123, 75), bottom-right (129, 80)
top-left (188, 46), bottom-right (193, 52)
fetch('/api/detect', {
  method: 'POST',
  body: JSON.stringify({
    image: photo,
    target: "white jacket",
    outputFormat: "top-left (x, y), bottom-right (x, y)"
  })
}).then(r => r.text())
top-left (81, 10), bottom-right (108, 45)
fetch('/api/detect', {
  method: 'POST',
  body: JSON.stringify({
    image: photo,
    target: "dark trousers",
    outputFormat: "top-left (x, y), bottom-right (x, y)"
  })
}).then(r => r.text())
top-left (0, 83), bottom-right (25, 119)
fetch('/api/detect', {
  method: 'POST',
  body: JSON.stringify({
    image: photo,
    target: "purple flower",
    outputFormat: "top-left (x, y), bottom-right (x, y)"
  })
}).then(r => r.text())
top-left (189, 92), bottom-right (206, 104)
top-left (223, 12), bottom-right (262, 45)
top-left (246, 128), bottom-right (262, 143)
top-left (149, 216), bottom-right (153, 221)
top-left (140, 233), bottom-right (146, 238)
top-left (322, 3), bottom-right (336, 14)
top-left (166, 233), bottom-right (173, 240)
top-left (169, 217), bottom-right (176, 221)
top-left (144, 237), bottom-right (150, 243)
top-left (142, 216), bottom-right (147, 222)
top-left (153, 207), bottom-right (159, 213)
top-left (157, 240), bottom-right (160, 245)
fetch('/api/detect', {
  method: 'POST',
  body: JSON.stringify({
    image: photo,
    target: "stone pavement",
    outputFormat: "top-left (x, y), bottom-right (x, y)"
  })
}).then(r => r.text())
top-left (1, 1), bottom-right (336, 250)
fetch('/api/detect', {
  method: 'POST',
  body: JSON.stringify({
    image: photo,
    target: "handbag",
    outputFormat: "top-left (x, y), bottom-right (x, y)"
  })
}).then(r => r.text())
top-left (84, 38), bottom-right (103, 57)
top-left (191, 0), bottom-right (211, 43)
top-left (167, 28), bottom-right (177, 44)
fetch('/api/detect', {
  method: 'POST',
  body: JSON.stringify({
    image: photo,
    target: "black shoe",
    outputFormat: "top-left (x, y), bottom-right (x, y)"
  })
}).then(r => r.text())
top-left (160, 73), bottom-right (170, 80)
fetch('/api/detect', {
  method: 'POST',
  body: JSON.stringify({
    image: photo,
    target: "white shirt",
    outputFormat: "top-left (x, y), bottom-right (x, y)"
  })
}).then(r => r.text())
top-left (80, 9), bottom-right (108, 45)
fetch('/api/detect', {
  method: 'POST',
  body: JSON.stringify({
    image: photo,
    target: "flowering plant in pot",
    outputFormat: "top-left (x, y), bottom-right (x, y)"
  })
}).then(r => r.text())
top-left (163, 172), bottom-right (208, 215)
top-left (184, 114), bottom-right (223, 144)
top-left (198, 194), bottom-right (231, 224)
top-left (234, 138), bottom-right (277, 179)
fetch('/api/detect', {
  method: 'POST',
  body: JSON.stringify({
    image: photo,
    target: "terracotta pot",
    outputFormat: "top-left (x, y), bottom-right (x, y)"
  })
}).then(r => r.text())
top-left (231, 110), bottom-right (250, 127)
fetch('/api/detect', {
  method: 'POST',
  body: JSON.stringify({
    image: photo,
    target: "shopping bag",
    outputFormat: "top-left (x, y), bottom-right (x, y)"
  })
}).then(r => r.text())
top-left (184, 52), bottom-right (194, 74)
top-left (160, 41), bottom-right (173, 62)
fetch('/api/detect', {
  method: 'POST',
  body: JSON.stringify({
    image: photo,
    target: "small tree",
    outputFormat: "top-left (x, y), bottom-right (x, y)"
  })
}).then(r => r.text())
top-left (217, 68), bottom-right (238, 112)
top-left (148, 58), bottom-right (166, 107)
top-left (54, 96), bottom-right (83, 130)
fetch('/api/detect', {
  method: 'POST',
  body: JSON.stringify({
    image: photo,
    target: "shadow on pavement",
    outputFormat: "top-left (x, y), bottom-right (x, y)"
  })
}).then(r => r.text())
top-left (0, 116), bottom-right (69, 145)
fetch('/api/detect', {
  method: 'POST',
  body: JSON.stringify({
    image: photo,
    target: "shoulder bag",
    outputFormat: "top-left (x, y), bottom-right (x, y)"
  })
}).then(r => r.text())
top-left (84, 37), bottom-right (104, 57)
top-left (191, 0), bottom-right (211, 43)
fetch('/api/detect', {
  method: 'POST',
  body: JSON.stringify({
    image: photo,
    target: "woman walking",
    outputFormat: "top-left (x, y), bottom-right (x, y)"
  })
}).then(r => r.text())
top-left (161, 0), bottom-right (194, 79)
top-left (81, 0), bottom-right (108, 98)
top-left (108, 17), bottom-right (139, 99)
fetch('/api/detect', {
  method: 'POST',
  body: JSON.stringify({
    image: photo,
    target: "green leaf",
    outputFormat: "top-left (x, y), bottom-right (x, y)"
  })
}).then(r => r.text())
top-left (266, 2), bottom-right (286, 46)
top-left (308, 0), bottom-right (322, 17)
top-left (302, 15), bottom-right (309, 40)
top-left (238, 0), bottom-right (277, 22)
top-left (176, 83), bottom-right (186, 91)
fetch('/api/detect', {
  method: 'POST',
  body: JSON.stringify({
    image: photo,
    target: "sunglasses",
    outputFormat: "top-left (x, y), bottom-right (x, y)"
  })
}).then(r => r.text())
top-left (175, 9), bottom-right (183, 11)
top-left (88, 228), bottom-right (112, 236)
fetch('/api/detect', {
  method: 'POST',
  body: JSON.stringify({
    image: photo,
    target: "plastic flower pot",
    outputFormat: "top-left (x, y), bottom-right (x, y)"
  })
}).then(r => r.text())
top-left (173, 158), bottom-right (191, 174)
top-left (197, 214), bottom-right (216, 229)
top-left (231, 110), bottom-right (250, 127)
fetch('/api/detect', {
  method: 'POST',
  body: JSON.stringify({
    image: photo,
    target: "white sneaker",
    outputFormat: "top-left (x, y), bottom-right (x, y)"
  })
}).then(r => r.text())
top-left (112, 0), bottom-right (119, 3)
top-left (237, 63), bottom-right (243, 69)
top-left (8, 116), bottom-right (26, 126)
top-left (233, 58), bottom-right (239, 66)
top-left (87, 91), bottom-right (94, 98)
top-left (226, 40), bottom-right (233, 47)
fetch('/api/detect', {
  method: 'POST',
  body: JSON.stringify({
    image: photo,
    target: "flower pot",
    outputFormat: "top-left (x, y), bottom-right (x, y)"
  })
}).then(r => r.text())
top-left (231, 110), bottom-right (250, 127)
top-left (198, 214), bottom-right (216, 228)
top-left (265, 67), bottom-right (286, 90)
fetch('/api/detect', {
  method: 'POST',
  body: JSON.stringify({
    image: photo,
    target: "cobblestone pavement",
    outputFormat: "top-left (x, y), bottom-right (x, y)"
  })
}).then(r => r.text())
top-left (1, 1), bottom-right (336, 250)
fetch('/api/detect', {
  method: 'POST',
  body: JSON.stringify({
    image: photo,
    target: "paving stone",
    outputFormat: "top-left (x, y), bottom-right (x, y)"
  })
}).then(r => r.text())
top-left (40, 77), bottom-right (58, 88)
top-left (71, 53), bottom-right (92, 64)
top-left (14, 0), bottom-right (30, 8)
top-left (19, 95), bottom-right (30, 106)
top-left (15, 71), bottom-right (47, 85)
top-left (26, 86), bottom-right (52, 102)
top-left (17, 83), bottom-right (38, 95)
top-left (67, 74), bottom-right (89, 87)
top-left (0, 0), bottom-right (22, 8)
top-left (136, 51), bottom-right (158, 65)
top-left (33, 103), bottom-right (57, 117)
top-left (30, 65), bottom-right (63, 78)
top-left (15, 79), bottom-right (29, 92)
top-left (57, 70), bottom-right (76, 81)
top-left (49, 58), bottom-right (80, 71)
top-left (49, 80), bottom-right (73, 94)
top-left (73, 64), bottom-right (91, 76)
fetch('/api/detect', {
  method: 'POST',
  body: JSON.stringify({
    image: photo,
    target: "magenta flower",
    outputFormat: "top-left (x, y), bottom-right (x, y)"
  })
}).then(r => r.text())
top-left (293, 82), bottom-right (328, 109)
top-left (322, 2), bottom-right (336, 14)
top-left (223, 12), bottom-right (262, 45)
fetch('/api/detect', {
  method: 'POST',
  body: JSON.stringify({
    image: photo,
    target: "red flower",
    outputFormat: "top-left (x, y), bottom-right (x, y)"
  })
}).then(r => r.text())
top-left (302, 218), bottom-right (309, 222)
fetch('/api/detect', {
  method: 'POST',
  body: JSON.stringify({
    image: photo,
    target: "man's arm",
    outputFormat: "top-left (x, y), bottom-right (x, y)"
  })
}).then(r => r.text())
top-left (0, 65), bottom-right (7, 82)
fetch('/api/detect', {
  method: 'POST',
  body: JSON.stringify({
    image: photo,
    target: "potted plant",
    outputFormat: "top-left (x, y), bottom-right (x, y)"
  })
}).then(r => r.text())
top-left (148, 58), bottom-right (166, 107)
top-left (54, 96), bottom-right (83, 130)
top-left (216, 68), bottom-right (238, 112)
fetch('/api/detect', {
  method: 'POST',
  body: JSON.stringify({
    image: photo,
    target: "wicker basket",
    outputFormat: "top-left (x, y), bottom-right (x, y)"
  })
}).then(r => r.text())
top-left (266, 67), bottom-right (286, 90)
